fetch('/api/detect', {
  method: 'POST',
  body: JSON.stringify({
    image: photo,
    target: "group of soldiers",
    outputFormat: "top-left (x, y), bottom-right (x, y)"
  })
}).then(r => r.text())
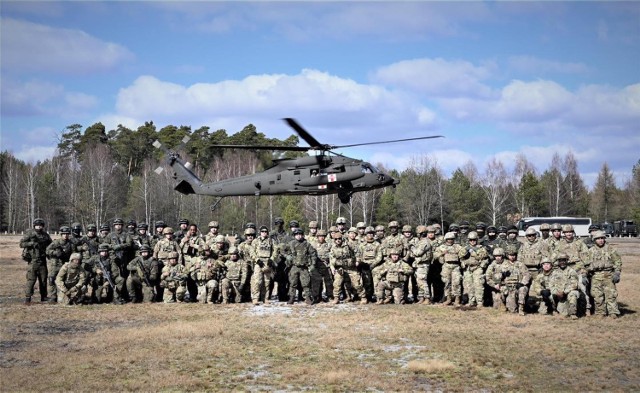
top-left (20, 216), bottom-right (623, 318)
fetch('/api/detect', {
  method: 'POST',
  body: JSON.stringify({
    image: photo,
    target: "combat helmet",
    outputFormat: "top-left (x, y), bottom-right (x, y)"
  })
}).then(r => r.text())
top-left (467, 231), bottom-right (478, 240)
top-left (162, 227), bottom-right (174, 235)
top-left (444, 232), bottom-right (456, 240)
top-left (492, 247), bottom-right (504, 257)
top-left (33, 218), bottom-right (45, 227)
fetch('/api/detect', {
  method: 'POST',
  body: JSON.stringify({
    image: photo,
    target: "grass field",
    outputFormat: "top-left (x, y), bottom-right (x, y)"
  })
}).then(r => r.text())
top-left (1, 235), bottom-right (639, 391)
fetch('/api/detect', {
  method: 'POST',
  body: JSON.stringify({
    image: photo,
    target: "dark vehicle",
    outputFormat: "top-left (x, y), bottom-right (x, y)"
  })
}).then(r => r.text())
top-left (600, 222), bottom-right (614, 237)
top-left (613, 220), bottom-right (637, 237)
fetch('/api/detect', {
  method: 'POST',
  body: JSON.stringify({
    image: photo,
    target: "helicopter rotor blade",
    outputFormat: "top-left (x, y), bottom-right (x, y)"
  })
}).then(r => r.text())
top-left (283, 118), bottom-right (326, 149)
top-left (331, 135), bottom-right (444, 149)
top-left (210, 144), bottom-right (311, 152)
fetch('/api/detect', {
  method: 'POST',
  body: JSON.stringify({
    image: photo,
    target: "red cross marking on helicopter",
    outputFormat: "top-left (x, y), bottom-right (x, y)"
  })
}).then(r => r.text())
top-left (327, 174), bottom-right (337, 182)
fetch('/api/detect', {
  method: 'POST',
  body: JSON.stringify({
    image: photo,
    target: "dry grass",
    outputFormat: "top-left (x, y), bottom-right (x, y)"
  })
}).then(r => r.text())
top-left (1, 235), bottom-right (639, 392)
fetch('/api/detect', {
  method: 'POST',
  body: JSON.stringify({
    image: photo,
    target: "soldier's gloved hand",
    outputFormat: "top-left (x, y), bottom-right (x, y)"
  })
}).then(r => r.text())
top-left (541, 289), bottom-right (551, 299)
top-left (613, 272), bottom-right (621, 283)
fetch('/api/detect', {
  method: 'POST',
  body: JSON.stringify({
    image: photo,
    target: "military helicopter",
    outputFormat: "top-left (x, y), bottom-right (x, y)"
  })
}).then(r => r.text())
top-left (154, 118), bottom-right (442, 206)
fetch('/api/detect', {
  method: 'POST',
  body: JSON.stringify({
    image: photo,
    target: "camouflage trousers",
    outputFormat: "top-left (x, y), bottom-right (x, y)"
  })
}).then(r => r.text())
top-left (25, 260), bottom-right (48, 299)
top-left (371, 265), bottom-right (385, 297)
top-left (490, 289), bottom-right (503, 310)
top-left (47, 260), bottom-right (64, 301)
top-left (251, 264), bottom-right (274, 303)
top-left (310, 262), bottom-right (333, 302)
top-left (163, 283), bottom-right (186, 303)
top-left (376, 280), bottom-right (404, 304)
top-left (221, 278), bottom-right (243, 303)
top-left (93, 276), bottom-right (125, 304)
top-left (413, 265), bottom-right (431, 301)
top-left (126, 275), bottom-right (156, 303)
top-left (359, 263), bottom-right (375, 300)
top-left (288, 266), bottom-right (311, 302)
top-left (577, 272), bottom-right (592, 316)
top-left (554, 290), bottom-right (579, 317)
top-left (205, 279), bottom-right (221, 303)
top-left (462, 266), bottom-right (485, 306)
top-left (56, 284), bottom-right (86, 305)
top-left (591, 271), bottom-right (620, 316)
top-left (501, 285), bottom-right (528, 313)
top-left (333, 268), bottom-right (365, 301)
top-left (441, 263), bottom-right (462, 299)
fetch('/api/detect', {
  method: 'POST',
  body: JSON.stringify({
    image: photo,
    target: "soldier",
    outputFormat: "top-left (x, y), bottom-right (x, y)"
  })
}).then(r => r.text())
top-left (251, 226), bottom-right (278, 304)
top-left (126, 245), bottom-right (158, 303)
top-left (519, 227), bottom-right (547, 311)
top-left (497, 225), bottom-right (508, 241)
top-left (102, 218), bottom-right (133, 280)
top-left (358, 226), bottom-right (383, 302)
top-left (126, 220), bottom-right (137, 236)
top-left (237, 227), bottom-right (256, 302)
top-left (335, 216), bottom-right (348, 236)
top-left (45, 226), bottom-right (75, 303)
top-left (485, 248), bottom-right (508, 310)
top-left (174, 218), bottom-right (190, 243)
top-left (500, 246), bottom-right (530, 315)
top-left (181, 224), bottom-right (205, 302)
top-left (425, 225), bottom-right (444, 303)
top-left (270, 217), bottom-right (287, 243)
top-left (374, 225), bottom-right (386, 243)
top-left (87, 244), bottom-right (125, 304)
top-left (78, 224), bottom-right (101, 261)
top-left (132, 222), bottom-right (153, 256)
top-left (534, 258), bottom-right (555, 315)
top-left (583, 224), bottom-right (601, 249)
top-left (539, 223), bottom-right (552, 243)
top-left (152, 220), bottom-right (167, 245)
top-left (382, 220), bottom-right (405, 258)
top-left (55, 252), bottom-right (87, 305)
top-left (20, 218), bottom-right (53, 304)
top-left (554, 224), bottom-right (590, 315)
top-left (196, 244), bottom-right (226, 304)
top-left (70, 222), bottom-right (84, 249)
top-left (330, 233), bottom-right (365, 304)
top-left (306, 221), bottom-right (319, 247)
top-left (310, 229), bottom-right (334, 303)
top-left (550, 254), bottom-right (579, 319)
top-left (475, 222), bottom-right (487, 242)
top-left (548, 223), bottom-right (563, 253)
top-left (153, 227), bottom-right (183, 267)
top-left (433, 232), bottom-right (467, 306)
top-left (458, 220), bottom-right (471, 245)
top-left (461, 231), bottom-right (489, 307)
top-left (98, 223), bottom-right (110, 241)
top-left (204, 221), bottom-right (221, 245)
top-left (482, 225), bottom-right (505, 259)
top-left (411, 225), bottom-right (433, 304)
top-left (448, 223), bottom-right (460, 243)
top-left (283, 228), bottom-right (316, 305)
top-left (221, 247), bottom-right (249, 304)
top-left (401, 225), bottom-right (417, 302)
top-left (375, 248), bottom-right (414, 304)
top-left (504, 226), bottom-right (521, 254)
top-left (356, 222), bottom-right (367, 243)
top-left (586, 230), bottom-right (623, 318)
top-left (160, 252), bottom-right (187, 303)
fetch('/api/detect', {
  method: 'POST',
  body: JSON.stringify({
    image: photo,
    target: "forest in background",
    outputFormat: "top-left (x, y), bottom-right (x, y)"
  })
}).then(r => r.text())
top-left (1, 121), bottom-right (639, 234)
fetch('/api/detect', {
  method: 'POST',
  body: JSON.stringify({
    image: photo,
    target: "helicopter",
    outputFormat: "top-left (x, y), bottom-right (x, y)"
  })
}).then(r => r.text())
top-left (153, 118), bottom-right (442, 206)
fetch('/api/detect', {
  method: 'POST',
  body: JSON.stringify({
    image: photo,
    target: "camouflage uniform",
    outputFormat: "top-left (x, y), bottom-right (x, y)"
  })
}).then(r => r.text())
top-left (375, 253), bottom-right (414, 304)
top-left (86, 245), bottom-right (125, 304)
top-left (410, 226), bottom-right (433, 304)
top-left (45, 228), bottom-right (75, 302)
top-left (284, 230), bottom-right (316, 304)
top-left (586, 232), bottom-right (622, 317)
top-left (161, 254), bottom-right (187, 303)
top-left (461, 233), bottom-right (489, 307)
top-left (101, 221), bottom-right (133, 278)
top-left (330, 236), bottom-right (366, 303)
top-left (221, 248), bottom-right (249, 304)
top-left (78, 227), bottom-right (101, 261)
top-left (251, 230), bottom-right (278, 304)
top-left (533, 261), bottom-right (555, 314)
top-left (131, 224), bottom-right (153, 257)
top-left (401, 226), bottom-right (418, 302)
top-left (550, 259), bottom-right (579, 318)
top-left (358, 229), bottom-right (383, 301)
top-left (519, 229), bottom-right (548, 310)
top-left (55, 254), bottom-right (87, 305)
top-left (126, 247), bottom-right (159, 303)
top-left (20, 220), bottom-right (52, 302)
top-left (553, 230), bottom-right (590, 314)
top-left (499, 251), bottom-right (530, 314)
top-left (180, 229), bottom-right (206, 302)
top-left (310, 231), bottom-right (334, 303)
top-left (433, 233), bottom-right (467, 305)
top-left (485, 252), bottom-right (508, 310)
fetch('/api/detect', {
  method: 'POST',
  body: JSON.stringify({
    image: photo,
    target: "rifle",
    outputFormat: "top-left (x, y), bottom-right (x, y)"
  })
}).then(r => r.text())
top-left (137, 258), bottom-right (157, 296)
top-left (96, 258), bottom-right (116, 291)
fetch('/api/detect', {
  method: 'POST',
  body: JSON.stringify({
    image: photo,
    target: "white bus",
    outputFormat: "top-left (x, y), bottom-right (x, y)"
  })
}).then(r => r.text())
top-left (517, 217), bottom-right (592, 237)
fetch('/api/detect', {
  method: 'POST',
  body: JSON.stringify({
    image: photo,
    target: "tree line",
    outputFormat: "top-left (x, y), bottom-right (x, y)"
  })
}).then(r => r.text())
top-left (1, 122), bottom-right (639, 233)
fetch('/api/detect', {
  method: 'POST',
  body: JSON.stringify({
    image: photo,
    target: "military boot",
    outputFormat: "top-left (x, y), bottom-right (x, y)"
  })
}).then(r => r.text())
top-left (443, 296), bottom-right (452, 306)
top-left (375, 299), bottom-right (384, 305)
top-left (331, 298), bottom-right (340, 304)
top-left (24, 297), bottom-right (32, 305)
top-left (252, 299), bottom-right (260, 305)
top-left (382, 297), bottom-right (392, 304)
top-left (453, 296), bottom-right (461, 307)
top-left (360, 298), bottom-right (368, 304)
top-left (423, 298), bottom-right (432, 305)
top-left (518, 306), bottom-right (526, 316)
top-left (287, 298), bottom-right (295, 305)
top-left (305, 297), bottom-right (313, 305)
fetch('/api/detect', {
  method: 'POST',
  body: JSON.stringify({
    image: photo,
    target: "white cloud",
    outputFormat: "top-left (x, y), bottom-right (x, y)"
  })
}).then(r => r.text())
top-left (1, 18), bottom-right (134, 74)
top-left (493, 80), bottom-right (573, 122)
top-left (13, 145), bottom-right (57, 164)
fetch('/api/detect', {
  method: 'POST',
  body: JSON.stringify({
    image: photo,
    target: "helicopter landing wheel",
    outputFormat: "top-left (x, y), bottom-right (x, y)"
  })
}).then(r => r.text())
top-left (338, 191), bottom-right (351, 204)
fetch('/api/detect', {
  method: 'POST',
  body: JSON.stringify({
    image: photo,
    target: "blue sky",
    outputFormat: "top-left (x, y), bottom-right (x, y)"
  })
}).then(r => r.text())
top-left (1, 1), bottom-right (639, 189)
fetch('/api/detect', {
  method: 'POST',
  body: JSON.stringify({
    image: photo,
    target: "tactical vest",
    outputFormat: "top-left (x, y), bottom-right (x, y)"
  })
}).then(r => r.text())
top-left (360, 242), bottom-right (380, 261)
top-left (441, 245), bottom-right (461, 263)
top-left (332, 245), bottom-right (355, 269)
top-left (503, 262), bottom-right (525, 286)
top-left (589, 245), bottom-right (615, 271)
top-left (519, 240), bottom-right (542, 268)
top-left (225, 260), bottom-right (243, 281)
top-left (60, 264), bottom-right (84, 287)
top-left (156, 240), bottom-right (180, 260)
top-left (290, 241), bottom-right (312, 267)
top-left (315, 242), bottom-right (331, 261)
top-left (255, 238), bottom-right (274, 259)
top-left (386, 262), bottom-right (406, 283)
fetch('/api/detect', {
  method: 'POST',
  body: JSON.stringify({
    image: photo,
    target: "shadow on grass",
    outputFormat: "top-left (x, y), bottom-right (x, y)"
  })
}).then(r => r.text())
top-left (618, 302), bottom-right (636, 316)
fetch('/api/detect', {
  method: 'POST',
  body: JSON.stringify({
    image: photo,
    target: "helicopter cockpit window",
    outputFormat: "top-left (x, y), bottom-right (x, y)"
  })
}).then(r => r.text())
top-left (361, 164), bottom-right (378, 174)
top-left (310, 169), bottom-right (319, 177)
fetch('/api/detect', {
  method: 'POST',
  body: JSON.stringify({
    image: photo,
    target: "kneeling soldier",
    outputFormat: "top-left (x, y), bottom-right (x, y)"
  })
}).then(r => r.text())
top-left (126, 245), bottom-right (158, 303)
top-left (55, 253), bottom-right (86, 305)
top-left (160, 252), bottom-right (187, 303)
top-left (375, 248), bottom-right (414, 304)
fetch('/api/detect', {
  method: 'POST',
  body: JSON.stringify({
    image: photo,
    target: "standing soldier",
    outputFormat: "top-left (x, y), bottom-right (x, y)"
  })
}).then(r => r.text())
top-left (284, 228), bottom-right (316, 305)
top-left (533, 258), bottom-right (555, 315)
top-left (461, 231), bottom-right (489, 307)
top-left (160, 252), bottom-right (187, 303)
top-left (411, 225), bottom-right (433, 304)
top-left (45, 226), bottom-right (75, 303)
top-left (458, 221), bottom-right (471, 245)
top-left (70, 222), bottom-right (84, 249)
top-left (519, 227), bottom-right (547, 311)
top-left (433, 232), bottom-right (467, 306)
top-left (98, 223), bottom-right (110, 241)
top-left (330, 233), bottom-right (365, 304)
top-left (583, 224), bottom-right (601, 249)
top-left (475, 222), bottom-right (487, 242)
top-left (20, 218), bottom-right (53, 304)
top-left (335, 217), bottom-right (348, 236)
top-left (425, 225), bottom-right (444, 303)
top-left (356, 222), bottom-right (367, 243)
top-left (270, 217), bottom-right (287, 243)
top-left (500, 246), bottom-right (530, 315)
top-left (554, 224), bottom-right (590, 315)
top-left (539, 223), bottom-right (552, 244)
top-left (221, 247), bottom-right (249, 304)
top-left (132, 222), bottom-right (153, 256)
top-left (306, 221), bottom-right (319, 247)
top-left (78, 224), bottom-right (100, 260)
top-left (151, 220), bottom-right (167, 249)
top-left (358, 226), bottom-right (383, 302)
top-left (174, 218), bottom-right (190, 243)
top-left (311, 229), bottom-right (334, 303)
top-left (497, 225), bottom-right (508, 241)
top-left (548, 223), bottom-right (563, 254)
top-left (153, 227), bottom-right (183, 266)
top-left (504, 226), bottom-right (521, 254)
top-left (55, 253), bottom-right (87, 305)
top-left (274, 220), bottom-right (300, 302)
top-left (485, 248), bottom-right (508, 310)
top-left (238, 227), bottom-right (256, 302)
top-left (251, 226), bottom-right (278, 304)
top-left (126, 220), bottom-right (137, 236)
top-left (586, 230), bottom-right (623, 318)
top-left (87, 244), bottom-right (125, 304)
top-left (375, 248), bottom-right (414, 304)
top-left (382, 221), bottom-right (405, 258)
top-left (550, 254), bottom-right (580, 319)
top-left (374, 225), bottom-right (386, 243)
top-left (180, 224), bottom-right (205, 302)
top-left (126, 245), bottom-right (158, 303)
top-left (102, 218), bottom-right (133, 280)
top-left (204, 221), bottom-right (221, 245)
